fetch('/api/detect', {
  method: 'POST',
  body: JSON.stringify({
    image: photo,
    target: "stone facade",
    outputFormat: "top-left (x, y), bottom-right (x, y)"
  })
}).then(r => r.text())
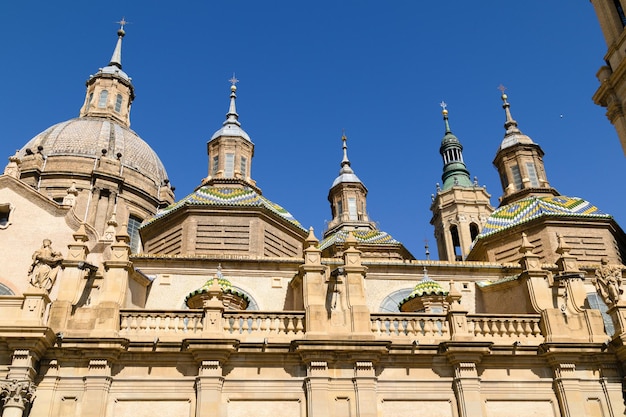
top-left (0, 24), bottom-right (625, 417)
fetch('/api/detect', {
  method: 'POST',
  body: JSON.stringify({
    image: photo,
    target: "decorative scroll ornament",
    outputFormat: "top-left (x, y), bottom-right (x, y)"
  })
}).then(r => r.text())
top-left (0, 379), bottom-right (36, 409)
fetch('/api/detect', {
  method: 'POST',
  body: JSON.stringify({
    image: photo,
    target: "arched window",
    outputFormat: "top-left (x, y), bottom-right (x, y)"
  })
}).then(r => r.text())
top-left (114, 94), bottom-right (123, 112)
top-left (379, 288), bottom-right (413, 312)
top-left (127, 215), bottom-right (143, 254)
top-left (450, 224), bottom-right (462, 260)
top-left (470, 222), bottom-right (480, 242)
top-left (0, 282), bottom-right (14, 295)
top-left (98, 90), bottom-right (109, 108)
top-left (0, 203), bottom-right (12, 229)
top-left (86, 92), bottom-right (94, 109)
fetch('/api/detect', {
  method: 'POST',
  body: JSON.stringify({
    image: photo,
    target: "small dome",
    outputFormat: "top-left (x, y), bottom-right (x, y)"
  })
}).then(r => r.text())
top-left (499, 132), bottom-right (534, 150)
top-left (210, 124), bottom-right (251, 142)
top-left (20, 117), bottom-right (169, 187)
top-left (93, 64), bottom-right (130, 83)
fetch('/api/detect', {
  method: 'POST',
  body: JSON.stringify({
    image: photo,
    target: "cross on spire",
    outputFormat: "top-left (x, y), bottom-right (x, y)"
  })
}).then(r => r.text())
top-left (229, 73), bottom-right (240, 86)
top-left (439, 101), bottom-right (447, 111)
top-left (497, 84), bottom-right (507, 94)
top-left (116, 17), bottom-right (129, 30)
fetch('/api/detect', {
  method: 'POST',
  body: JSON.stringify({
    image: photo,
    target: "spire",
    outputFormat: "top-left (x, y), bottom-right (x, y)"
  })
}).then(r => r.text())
top-left (109, 18), bottom-right (127, 69)
top-left (331, 132), bottom-right (362, 187)
top-left (497, 85), bottom-right (534, 149)
top-left (79, 22), bottom-right (135, 126)
top-left (224, 74), bottom-right (241, 127)
top-left (438, 102), bottom-right (473, 190)
top-left (209, 76), bottom-right (251, 142)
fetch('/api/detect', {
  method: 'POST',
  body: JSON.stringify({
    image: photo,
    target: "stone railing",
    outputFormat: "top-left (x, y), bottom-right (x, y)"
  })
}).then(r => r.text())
top-left (119, 310), bottom-right (204, 338)
top-left (223, 311), bottom-right (305, 341)
top-left (467, 314), bottom-right (543, 342)
top-left (370, 313), bottom-right (450, 343)
top-left (119, 310), bottom-right (305, 342)
top-left (118, 310), bottom-right (543, 344)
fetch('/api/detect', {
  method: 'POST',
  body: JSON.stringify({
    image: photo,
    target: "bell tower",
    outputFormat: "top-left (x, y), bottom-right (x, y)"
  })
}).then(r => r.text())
top-left (591, 0), bottom-right (626, 154)
top-left (430, 103), bottom-right (492, 261)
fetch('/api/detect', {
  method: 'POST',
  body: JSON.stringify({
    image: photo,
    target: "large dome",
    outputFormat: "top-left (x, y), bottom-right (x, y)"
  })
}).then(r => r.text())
top-left (20, 117), bottom-right (169, 186)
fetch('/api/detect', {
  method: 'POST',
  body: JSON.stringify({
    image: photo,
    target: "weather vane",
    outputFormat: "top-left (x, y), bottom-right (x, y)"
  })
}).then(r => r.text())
top-left (116, 17), bottom-right (129, 30)
top-left (439, 101), bottom-right (447, 111)
top-left (229, 73), bottom-right (239, 86)
top-left (497, 84), bottom-right (507, 94)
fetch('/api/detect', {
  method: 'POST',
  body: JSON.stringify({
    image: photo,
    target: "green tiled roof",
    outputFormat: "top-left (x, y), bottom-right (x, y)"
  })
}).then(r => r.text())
top-left (143, 186), bottom-right (305, 230)
top-left (319, 229), bottom-right (401, 250)
top-left (478, 195), bottom-right (611, 239)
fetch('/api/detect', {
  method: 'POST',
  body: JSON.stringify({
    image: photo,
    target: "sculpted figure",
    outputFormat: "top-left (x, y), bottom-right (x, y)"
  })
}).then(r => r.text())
top-left (594, 258), bottom-right (624, 306)
top-left (28, 239), bottom-right (63, 291)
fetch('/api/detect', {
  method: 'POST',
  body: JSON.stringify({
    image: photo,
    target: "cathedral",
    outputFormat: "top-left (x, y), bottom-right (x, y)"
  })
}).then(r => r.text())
top-left (0, 15), bottom-right (626, 417)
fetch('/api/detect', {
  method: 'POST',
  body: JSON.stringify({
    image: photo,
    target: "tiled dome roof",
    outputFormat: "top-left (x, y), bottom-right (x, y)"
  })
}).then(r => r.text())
top-left (478, 195), bottom-right (611, 239)
top-left (20, 117), bottom-right (169, 186)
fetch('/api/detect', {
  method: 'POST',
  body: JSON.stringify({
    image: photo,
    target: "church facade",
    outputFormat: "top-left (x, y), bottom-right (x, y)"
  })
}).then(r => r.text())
top-left (0, 24), bottom-right (625, 417)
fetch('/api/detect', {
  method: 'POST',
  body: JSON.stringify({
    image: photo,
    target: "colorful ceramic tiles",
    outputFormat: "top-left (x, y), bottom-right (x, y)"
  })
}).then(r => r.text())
top-left (143, 186), bottom-right (304, 229)
top-left (479, 195), bottom-right (610, 238)
top-left (319, 229), bottom-right (400, 250)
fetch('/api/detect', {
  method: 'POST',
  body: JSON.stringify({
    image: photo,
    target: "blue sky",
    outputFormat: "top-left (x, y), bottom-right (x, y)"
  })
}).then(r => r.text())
top-left (1, 2), bottom-right (624, 258)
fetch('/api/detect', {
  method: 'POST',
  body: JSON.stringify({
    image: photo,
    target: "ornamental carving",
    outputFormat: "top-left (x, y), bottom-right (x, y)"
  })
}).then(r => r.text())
top-left (0, 379), bottom-right (36, 409)
top-left (594, 258), bottom-right (624, 307)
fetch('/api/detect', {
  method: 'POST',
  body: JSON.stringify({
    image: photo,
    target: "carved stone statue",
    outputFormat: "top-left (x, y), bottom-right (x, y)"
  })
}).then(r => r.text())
top-left (594, 258), bottom-right (624, 306)
top-left (28, 239), bottom-right (63, 291)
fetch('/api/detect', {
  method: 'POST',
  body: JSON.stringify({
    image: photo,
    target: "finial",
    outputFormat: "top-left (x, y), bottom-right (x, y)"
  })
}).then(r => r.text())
top-left (109, 18), bottom-right (128, 68)
top-left (498, 85), bottom-right (521, 134)
top-left (216, 263), bottom-right (223, 278)
top-left (497, 84), bottom-right (507, 100)
top-left (115, 17), bottom-right (129, 36)
top-left (440, 101), bottom-right (451, 133)
top-left (229, 73), bottom-right (239, 91)
top-left (341, 130), bottom-right (351, 168)
top-left (424, 239), bottom-right (430, 260)
top-left (224, 76), bottom-right (241, 126)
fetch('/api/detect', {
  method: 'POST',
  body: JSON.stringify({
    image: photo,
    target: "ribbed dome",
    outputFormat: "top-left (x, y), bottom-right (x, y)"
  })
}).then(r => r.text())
top-left (20, 117), bottom-right (169, 186)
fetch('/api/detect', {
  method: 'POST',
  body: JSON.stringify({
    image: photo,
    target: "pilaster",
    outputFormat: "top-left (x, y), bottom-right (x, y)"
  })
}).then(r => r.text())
top-left (342, 234), bottom-right (371, 336)
top-left (195, 360), bottom-right (225, 417)
top-left (441, 342), bottom-right (491, 417)
top-left (304, 361), bottom-right (331, 417)
top-left (299, 228), bottom-right (329, 337)
top-left (353, 361), bottom-right (377, 417)
top-left (81, 359), bottom-right (112, 417)
top-left (49, 225), bottom-right (89, 331)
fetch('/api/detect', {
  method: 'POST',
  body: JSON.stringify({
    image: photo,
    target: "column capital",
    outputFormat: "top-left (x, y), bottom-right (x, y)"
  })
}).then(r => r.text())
top-left (0, 379), bottom-right (36, 410)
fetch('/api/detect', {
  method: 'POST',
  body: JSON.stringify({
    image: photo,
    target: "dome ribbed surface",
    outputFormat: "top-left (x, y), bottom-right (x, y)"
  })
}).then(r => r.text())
top-left (20, 117), bottom-right (168, 186)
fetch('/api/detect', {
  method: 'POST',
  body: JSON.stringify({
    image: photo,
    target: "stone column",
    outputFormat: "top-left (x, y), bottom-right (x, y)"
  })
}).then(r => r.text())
top-left (304, 361), bottom-right (331, 417)
top-left (353, 361), bottom-right (377, 417)
top-left (0, 380), bottom-right (35, 417)
top-left (82, 359), bottom-right (112, 417)
top-left (195, 360), bottom-right (225, 417)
